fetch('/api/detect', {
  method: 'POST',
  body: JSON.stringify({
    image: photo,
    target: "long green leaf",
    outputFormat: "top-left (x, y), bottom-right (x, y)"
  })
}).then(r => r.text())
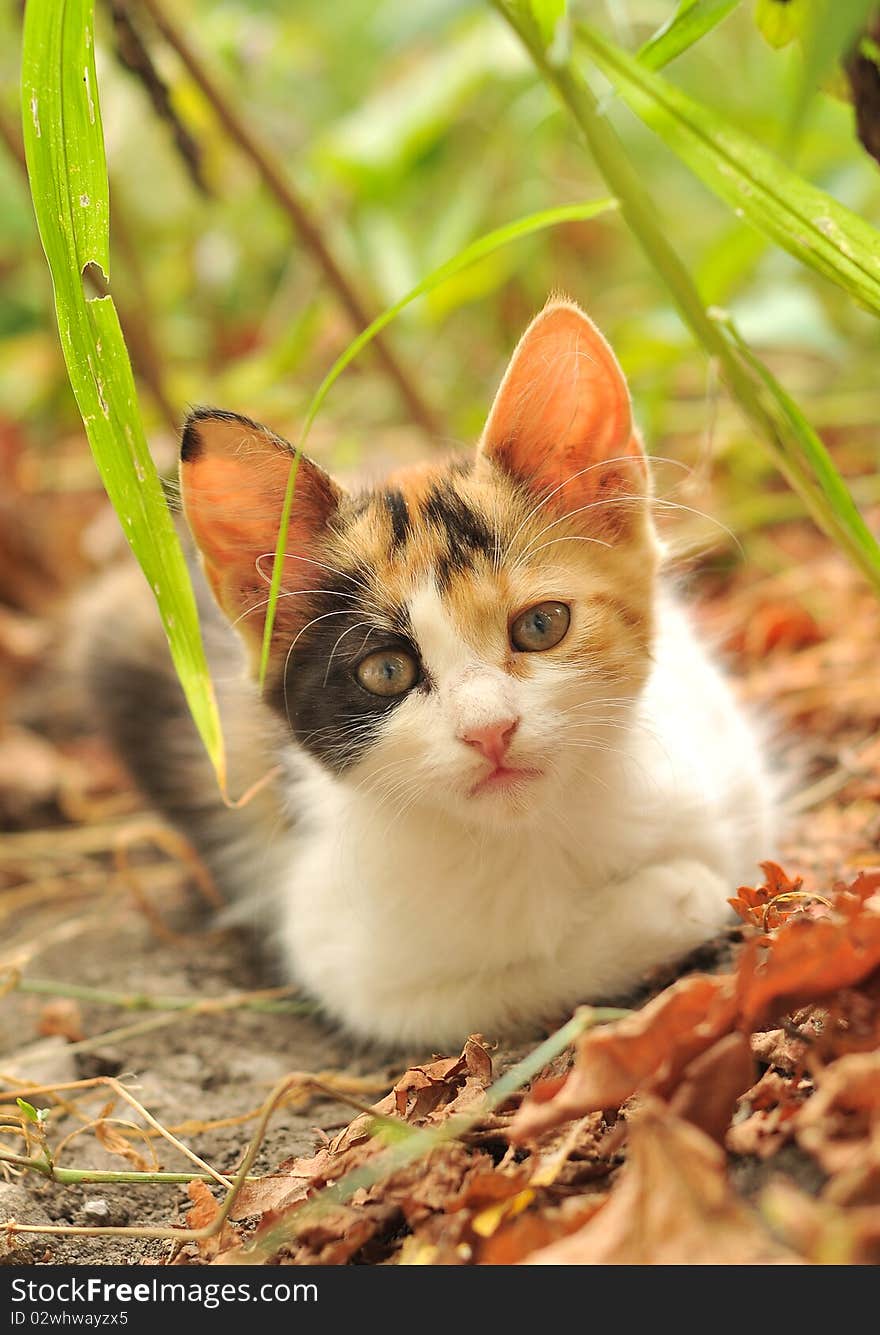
top-left (21, 0), bottom-right (225, 785)
top-left (257, 195), bottom-right (618, 686)
top-left (716, 313), bottom-right (880, 585)
top-left (578, 22), bottom-right (880, 317)
top-left (638, 0), bottom-right (742, 71)
top-left (493, 1), bottom-right (880, 600)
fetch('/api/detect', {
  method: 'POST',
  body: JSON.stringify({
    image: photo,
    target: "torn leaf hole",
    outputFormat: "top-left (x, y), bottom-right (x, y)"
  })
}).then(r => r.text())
top-left (81, 261), bottom-right (109, 300)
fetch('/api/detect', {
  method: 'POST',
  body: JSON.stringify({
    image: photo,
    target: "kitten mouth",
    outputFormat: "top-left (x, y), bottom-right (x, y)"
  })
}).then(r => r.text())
top-left (470, 764), bottom-right (542, 797)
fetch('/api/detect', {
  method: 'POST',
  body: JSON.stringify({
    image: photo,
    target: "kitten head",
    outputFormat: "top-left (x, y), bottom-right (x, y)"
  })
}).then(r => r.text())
top-left (180, 298), bottom-right (660, 827)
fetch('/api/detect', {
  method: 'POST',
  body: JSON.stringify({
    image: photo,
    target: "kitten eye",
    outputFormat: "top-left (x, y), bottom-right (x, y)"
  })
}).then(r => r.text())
top-left (355, 648), bottom-right (419, 697)
top-left (510, 601), bottom-right (570, 653)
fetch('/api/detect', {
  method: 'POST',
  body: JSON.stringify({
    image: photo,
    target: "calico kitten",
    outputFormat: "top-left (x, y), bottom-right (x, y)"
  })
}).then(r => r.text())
top-left (86, 298), bottom-right (775, 1046)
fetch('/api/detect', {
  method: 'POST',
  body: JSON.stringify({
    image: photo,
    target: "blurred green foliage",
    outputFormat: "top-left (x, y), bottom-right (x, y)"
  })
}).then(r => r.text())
top-left (3, 0), bottom-right (879, 532)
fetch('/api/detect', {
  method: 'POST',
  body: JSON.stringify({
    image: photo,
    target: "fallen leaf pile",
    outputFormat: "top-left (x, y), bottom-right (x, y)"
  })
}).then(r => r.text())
top-left (168, 863), bottom-right (880, 1266)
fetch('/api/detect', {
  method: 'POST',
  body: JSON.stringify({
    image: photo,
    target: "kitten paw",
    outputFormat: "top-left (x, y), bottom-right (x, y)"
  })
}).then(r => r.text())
top-left (672, 862), bottom-right (734, 936)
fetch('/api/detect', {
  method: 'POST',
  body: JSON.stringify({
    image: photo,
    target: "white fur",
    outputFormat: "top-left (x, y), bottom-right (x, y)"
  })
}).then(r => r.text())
top-left (264, 583), bottom-right (774, 1047)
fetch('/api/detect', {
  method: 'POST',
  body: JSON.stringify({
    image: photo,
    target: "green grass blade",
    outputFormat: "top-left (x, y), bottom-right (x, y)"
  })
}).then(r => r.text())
top-left (494, 1), bottom-right (880, 602)
top-left (578, 22), bottom-right (880, 316)
top-left (638, 0), bottom-right (742, 71)
top-left (715, 313), bottom-right (880, 591)
top-left (257, 194), bottom-right (618, 687)
top-left (21, 0), bottom-right (225, 786)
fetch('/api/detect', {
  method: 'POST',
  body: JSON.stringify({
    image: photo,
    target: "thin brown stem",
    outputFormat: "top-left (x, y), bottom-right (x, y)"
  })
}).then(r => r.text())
top-left (108, 0), bottom-right (210, 195)
top-left (136, 0), bottom-right (441, 440)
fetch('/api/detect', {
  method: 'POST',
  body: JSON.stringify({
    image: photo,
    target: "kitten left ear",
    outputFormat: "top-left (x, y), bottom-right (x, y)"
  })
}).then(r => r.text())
top-left (478, 298), bottom-right (648, 528)
top-left (179, 410), bottom-right (341, 670)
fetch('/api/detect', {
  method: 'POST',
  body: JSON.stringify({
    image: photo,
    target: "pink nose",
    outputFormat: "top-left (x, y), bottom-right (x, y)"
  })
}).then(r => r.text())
top-left (458, 717), bottom-right (519, 766)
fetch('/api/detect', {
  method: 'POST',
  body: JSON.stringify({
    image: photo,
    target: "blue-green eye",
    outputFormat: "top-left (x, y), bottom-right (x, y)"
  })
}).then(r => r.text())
top-left (510, 601), bottom-right (570, 652)
top-left (356, 648), bottom-right (419, 696)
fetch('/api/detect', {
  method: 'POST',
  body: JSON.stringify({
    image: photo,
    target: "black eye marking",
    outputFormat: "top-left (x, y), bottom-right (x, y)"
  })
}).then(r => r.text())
top-left (384, 489), bottom-right (412, 549)
top-left (262, 564), bottom-right (423, 773)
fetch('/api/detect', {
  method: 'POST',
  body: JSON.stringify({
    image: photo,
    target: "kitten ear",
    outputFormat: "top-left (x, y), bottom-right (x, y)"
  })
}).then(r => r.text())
top-left (479, 298), bottom-right (647, 529)
top-left (180, 410), bottom-right (341, 666)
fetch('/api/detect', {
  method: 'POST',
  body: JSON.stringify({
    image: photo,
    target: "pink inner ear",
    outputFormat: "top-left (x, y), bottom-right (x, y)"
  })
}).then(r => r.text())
top-left (179, 414), bottom-right (340, 642)
top-left (184, 453), bottom-right (293, 565)
top-left (480, 301), bottom-right (644, 513)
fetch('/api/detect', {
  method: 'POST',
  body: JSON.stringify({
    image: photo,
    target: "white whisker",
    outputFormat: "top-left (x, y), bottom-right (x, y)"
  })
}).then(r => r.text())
top-left (323, 620), bottom-right (373, 686)
top-left (231, 587), bottom-right (355, 630)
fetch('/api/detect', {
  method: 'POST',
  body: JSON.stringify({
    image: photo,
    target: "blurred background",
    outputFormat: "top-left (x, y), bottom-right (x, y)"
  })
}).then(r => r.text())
top-left (0, 0), bottom-right (879, 839)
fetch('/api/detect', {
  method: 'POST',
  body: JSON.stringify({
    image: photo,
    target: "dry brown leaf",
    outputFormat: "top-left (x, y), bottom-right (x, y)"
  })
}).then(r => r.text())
top-left (36, 998), bottom-right (84, 1043)
top-left (230, 1036), bottom-right (495, 1230)
top-left (186, 1180), bottom-right (220, 1230)
top-left (390, 1034), bottom-right (493, 1124)
top-left (526, 1100), bottom-right (801, 1265)
top-left (821, 981), bottom-right (880, 1058)
top-left (394, 1156), bottom-right (601, 1266)
top-left (511, 975), bottom-right (735, 1142)
top-left (274, 1202), bottom-right (398, 1265)
top-left (736, 877), bottom-right (880, 1027)
top-left (185, 867), bottom-right (880, 1267)
top-left (749, 1020), bottom-right (814, 1075)
top-left (185, 1181), bottom-right (237, 1262)
top-left (741, 600), bottom-right (824, 657)
top-left (796, 1051), bottom-right (880, 1177)
top-left (398, 1147), bottom-right (513, 1225)
top-left (479, 1197), bottom-right (606, 1265)
top-left (228, 1149), bottom-right (335, 1221)
top-left (93, 1120), bottom-right (152, 1173)
top-left (332, 1034), bottom-right (493, 1154)
top-left (726, 1067), bottom-right (809, 1159)
top-left (225, 1042), bottom-right (497, 1259)
top-left (670, 1032), bottom-right (755, 1144)
top-left (728, 861), bottom-right (816, 930)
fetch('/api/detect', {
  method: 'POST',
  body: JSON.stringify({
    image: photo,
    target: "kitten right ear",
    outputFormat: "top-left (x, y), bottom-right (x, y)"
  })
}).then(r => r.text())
top-left (180, 410), bottom-right (341, 666)
top-left (478, 299), bottom-right (647, 534)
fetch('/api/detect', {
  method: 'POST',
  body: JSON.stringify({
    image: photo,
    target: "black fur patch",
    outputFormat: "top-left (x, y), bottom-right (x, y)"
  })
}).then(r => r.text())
top-left (263, 571), bottom-right (420, 773)
top-left (180, 416), bottom-right (203, 463)
top-left (180, 407), bottom-right (292, 463)
top-left (423, 482), bottom-right (493, 555)
top-left (422, 482), bottom-right (497, 589)
top-left (384, 489), bottom-right (412, 549)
